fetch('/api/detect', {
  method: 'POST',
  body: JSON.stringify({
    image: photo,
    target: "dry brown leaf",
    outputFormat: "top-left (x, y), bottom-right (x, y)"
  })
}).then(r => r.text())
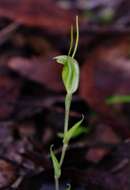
top-left (0, 0), bottom-right (74, 34)
top-left (0, 72), bottom-right (22, 119)
top-left (8, 55), bottom-right (64, 92)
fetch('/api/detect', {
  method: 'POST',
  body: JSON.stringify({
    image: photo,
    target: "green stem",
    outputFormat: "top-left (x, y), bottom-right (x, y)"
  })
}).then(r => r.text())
top-left (60, 143), bottom-right (68, 166)
top-left (55, 176), bottom-right (59, 190)
top-left (60, 93), bottom-right (72, 166)
top-left (64, 94), bottom-right (72, 133)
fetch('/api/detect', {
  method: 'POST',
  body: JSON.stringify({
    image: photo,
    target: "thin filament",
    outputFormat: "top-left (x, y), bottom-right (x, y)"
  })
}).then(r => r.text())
top-left (72, 16), bottom-right (79, 58)
top-left (68, 25), bottom-right (74, 56)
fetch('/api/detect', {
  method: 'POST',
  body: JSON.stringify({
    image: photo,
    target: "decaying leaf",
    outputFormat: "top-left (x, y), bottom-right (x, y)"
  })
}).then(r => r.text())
top-left (80, 35), bottom-right (130, 137)
top-left (0, 0), bottom-right (74, 34)
top-left (8, 56), bottom-right (63, 92)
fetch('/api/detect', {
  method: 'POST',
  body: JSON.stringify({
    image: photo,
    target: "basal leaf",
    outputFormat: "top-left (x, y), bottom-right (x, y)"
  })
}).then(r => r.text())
top-left (63, 116), bottom-right (87, 144)
top-left (50, 145), bottom-right (61, 178)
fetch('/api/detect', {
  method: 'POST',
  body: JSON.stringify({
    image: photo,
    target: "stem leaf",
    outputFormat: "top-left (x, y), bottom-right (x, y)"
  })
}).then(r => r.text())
top-left (54, 55), bottom-right (79, 94)
top-left (50, 145), bottom-right (61, 178)
top-left (63, 116), bottom-right (87, 144)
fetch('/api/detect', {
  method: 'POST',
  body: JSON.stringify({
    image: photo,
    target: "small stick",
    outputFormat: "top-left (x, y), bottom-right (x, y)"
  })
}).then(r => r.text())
top-left (0, 22), bottom-right (19, 45)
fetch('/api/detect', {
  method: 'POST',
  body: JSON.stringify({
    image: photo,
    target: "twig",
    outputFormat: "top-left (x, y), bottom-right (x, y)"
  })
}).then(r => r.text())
top-left (0, 22), bottom-right (19, 45)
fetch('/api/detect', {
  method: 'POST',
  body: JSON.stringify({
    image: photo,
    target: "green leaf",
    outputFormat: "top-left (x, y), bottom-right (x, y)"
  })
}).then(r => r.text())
top-left (58, 127), bottom-right (87, 140)
top-left (57, 132), bottom-right (64, 138)
top-left (99, 9), bottom-right (114, 24)
top-left (54, 55), bottom-right (79, 94)
top-left (106, 95), bottom-right (130, 104)
top-left (65, 184), bottom-right (71, 190)
top-left (50, 145), bottom-right (61, 178)
top-left (63, 116), bottom-right (87, 144)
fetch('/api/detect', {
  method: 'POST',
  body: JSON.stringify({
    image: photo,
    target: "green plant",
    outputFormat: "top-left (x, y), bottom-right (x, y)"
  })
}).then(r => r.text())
top-left (65, 184), bottom-right (71, 190)
top-left (106, 95), bottom-right (130, 104)
top-left (50, 16), bottom-right (87, 190)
